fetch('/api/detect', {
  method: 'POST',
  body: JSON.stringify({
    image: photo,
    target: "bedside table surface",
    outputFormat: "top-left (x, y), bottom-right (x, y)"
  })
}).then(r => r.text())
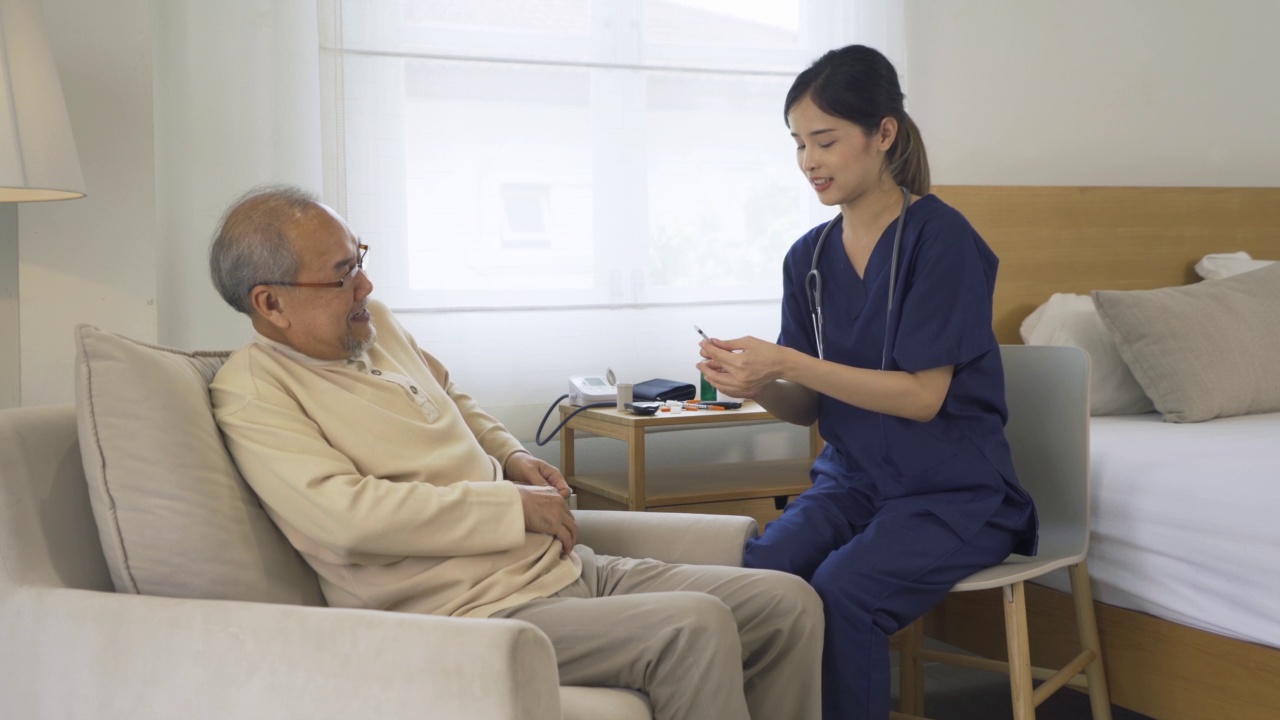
top-left (559, 401), bottom-right (776, 428)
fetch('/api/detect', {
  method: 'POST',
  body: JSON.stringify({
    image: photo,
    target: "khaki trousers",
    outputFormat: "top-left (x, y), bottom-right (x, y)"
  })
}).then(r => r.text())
top-left (492, 545), bottom-right (823, 720)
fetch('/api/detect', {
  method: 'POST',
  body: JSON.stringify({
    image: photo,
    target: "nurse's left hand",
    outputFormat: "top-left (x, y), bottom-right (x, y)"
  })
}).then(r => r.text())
top-left (698, 336), bottom-right (790, 398)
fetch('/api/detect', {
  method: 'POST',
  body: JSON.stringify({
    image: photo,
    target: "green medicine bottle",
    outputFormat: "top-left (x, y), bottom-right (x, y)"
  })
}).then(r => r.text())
top-left (699, 372), bottom-right (717, 402)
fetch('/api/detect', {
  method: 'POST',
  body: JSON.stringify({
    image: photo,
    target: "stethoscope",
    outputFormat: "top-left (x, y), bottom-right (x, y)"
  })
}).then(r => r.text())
top-left (804, 185), bottom-right (911, 368)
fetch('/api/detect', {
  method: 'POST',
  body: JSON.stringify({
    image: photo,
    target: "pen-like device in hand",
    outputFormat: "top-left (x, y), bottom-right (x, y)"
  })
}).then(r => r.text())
top-left (694, 324), bottom-right (711, 342)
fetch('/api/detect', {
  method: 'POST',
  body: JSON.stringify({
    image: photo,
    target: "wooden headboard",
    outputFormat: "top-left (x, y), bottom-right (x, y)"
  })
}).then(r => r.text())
top-left (932, 186), bottom-right (1280, 343)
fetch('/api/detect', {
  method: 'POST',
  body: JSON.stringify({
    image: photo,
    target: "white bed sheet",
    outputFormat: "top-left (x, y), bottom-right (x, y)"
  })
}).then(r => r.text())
top-left (1034, 411), bottom-right (1280, 650)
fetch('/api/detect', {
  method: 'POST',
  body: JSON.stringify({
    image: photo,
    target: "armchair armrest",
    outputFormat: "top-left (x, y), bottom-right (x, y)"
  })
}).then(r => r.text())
top-left (0, 586), bottom-right (561, 720)
top-left (574, 510), bottom-right (758, 567)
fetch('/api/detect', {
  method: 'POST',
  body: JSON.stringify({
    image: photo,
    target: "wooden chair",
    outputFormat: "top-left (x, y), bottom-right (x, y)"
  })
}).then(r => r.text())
top-left (893, 344), bottom-right (1113, 720)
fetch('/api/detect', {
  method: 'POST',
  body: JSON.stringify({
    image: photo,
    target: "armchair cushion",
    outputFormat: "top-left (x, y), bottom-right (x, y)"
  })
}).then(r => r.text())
top-left (3, 586), bottom-right (560, 720)
top-left (72, 325), bottom-right (322, 605)
top-left (575, 510), bottom-right (757, 566)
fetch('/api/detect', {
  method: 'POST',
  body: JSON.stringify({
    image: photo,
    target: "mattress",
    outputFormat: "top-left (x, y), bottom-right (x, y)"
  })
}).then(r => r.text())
top-left (1034, 411), bottom-right (1280, 650)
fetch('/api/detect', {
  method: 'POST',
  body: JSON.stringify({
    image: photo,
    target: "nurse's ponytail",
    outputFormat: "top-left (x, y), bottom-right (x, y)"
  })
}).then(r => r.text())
top-left (888, 112), bottom-right (930, 198)
top-left (785, 45), bottom-right (931, 197)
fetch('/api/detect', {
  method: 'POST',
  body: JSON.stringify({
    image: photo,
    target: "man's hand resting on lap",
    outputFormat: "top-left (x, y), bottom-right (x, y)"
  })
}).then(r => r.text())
top-left (518, 485), bottom-right (577, 555)
top-left (505, 451), bottom-right (572, 499)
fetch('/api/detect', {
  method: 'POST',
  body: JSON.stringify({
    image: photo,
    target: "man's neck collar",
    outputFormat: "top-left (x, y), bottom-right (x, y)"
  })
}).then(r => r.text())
top-left (252, 332), bottom-right (370, 368)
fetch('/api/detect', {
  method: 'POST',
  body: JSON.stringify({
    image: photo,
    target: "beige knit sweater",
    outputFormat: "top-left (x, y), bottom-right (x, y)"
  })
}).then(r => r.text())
top-left (211, 301), bottom-right (580, 617)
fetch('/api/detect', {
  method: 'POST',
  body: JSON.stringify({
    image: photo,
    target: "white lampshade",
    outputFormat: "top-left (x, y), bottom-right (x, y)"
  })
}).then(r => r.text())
top-left (0, 0), bottom-right (84, 202)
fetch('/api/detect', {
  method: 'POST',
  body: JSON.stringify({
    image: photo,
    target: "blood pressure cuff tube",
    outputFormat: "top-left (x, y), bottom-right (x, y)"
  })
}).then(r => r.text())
top-left (632, 378), bottom-right (697, 402)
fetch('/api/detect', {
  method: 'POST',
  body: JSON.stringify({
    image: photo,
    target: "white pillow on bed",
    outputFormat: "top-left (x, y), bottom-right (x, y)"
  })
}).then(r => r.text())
top-left (1020, 293), bottom-right (1155, 416)
top-left (1194, 251), bottom-right (1276, 280)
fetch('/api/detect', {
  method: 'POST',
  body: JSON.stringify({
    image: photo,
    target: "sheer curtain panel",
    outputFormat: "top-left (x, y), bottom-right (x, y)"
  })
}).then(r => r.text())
top-left (318, 0), bottom-right (902, 430)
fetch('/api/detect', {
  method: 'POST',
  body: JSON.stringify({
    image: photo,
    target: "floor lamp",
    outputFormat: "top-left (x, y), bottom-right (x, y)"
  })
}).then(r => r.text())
top-left (0, 0), bottom-right (86, 408)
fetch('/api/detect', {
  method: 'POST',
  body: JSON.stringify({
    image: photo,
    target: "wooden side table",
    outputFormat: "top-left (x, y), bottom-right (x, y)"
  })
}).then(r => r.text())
top-left (558, 401), bottom-right (819, 528)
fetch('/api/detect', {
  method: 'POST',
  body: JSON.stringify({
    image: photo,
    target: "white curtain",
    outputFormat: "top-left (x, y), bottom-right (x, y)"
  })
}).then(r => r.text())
top-left (323, 1), bottom-right (902, 442)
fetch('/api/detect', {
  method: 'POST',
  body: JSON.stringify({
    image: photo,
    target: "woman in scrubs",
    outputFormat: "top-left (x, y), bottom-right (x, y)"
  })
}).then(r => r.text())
top-left (697, 45), bottom-right (1038, 720)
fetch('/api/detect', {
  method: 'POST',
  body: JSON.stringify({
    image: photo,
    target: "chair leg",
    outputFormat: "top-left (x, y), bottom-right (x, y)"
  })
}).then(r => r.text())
top-left (1002, 582), bottom-right (1036, 720)
top-left (897, 618), bottom-right (926, 715)
top-left (1069, 562), bottom-right (1114, 720)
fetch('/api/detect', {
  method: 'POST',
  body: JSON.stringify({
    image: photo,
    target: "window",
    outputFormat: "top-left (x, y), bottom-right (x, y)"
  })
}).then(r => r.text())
top-left (321, 0), bottom-right (871, 311)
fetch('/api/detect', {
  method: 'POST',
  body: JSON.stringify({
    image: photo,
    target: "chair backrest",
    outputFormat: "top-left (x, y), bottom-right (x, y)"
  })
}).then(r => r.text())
top-left (999, 344), bottom-right (1091, 561)
top-left (0, 405), bottom-right (114, 595)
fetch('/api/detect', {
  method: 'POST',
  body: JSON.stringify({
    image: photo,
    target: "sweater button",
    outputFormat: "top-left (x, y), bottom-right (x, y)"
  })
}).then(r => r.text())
top-left (371, 369), bottom-right (382, 376)
top-left (410, 386), bottom-right (419, 394)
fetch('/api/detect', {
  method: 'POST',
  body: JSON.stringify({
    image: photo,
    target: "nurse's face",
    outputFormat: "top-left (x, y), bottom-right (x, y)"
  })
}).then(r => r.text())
top-left (788, 95), bottom-right (893, 207)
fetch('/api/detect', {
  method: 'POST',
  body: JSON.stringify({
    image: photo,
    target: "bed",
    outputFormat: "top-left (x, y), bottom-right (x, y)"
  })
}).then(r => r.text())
top-left (921, 186), bottom-right (1280, 720)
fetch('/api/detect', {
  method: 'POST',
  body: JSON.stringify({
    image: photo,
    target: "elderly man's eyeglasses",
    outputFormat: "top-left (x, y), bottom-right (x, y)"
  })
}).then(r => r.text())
top-left (266, 244), bottom-right (368, 289)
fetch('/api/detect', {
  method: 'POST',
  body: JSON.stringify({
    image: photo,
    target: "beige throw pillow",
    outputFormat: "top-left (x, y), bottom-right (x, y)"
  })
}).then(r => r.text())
top-left (74, 325), bottom-right (324, 605)
top-left (1092, 264), bottom-right (1280, 423)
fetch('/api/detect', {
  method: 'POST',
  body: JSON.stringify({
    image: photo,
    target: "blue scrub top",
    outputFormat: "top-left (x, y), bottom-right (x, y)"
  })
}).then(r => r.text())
top-left (780, 194), bottom-right (1037, 555)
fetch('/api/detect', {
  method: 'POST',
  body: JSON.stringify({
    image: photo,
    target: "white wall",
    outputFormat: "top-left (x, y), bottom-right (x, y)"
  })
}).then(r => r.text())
top-left (10, 0), bottom-right (321, 408)
top-left (18, 0), bottom-right (157, 407)
top-left (153, 1), bottom-right (322, 352)
top-left (904, 0), bottom-right (1280, 186)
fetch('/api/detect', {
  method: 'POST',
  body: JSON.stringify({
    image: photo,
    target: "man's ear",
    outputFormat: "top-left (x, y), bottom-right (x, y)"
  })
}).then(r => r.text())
top-left (249, 285), bottom-right (291, 330)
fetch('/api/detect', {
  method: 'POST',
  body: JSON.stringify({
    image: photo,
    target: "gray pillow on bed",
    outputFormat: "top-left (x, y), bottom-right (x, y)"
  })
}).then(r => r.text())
top-left (1092, 263), bottom-right (1280, 423)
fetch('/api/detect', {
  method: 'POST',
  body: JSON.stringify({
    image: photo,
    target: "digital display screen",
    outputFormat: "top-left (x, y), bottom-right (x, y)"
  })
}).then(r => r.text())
top-left (584, 377), bottom-right (604, 386)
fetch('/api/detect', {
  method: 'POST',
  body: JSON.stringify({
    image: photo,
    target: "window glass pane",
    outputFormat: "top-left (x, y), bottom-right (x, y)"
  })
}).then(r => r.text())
top-left (409, 0), bottom-right (592, 35)
top-left (644, 71), bottom-right (806, 295)
top-left (340, 0), bottom-right (595, 63)
top-left (332, 0), bottom-right (847, 309)
top-left (643, 0), bottom-right (801, 50)
top-left (401, 59), bottom-right (597, 293)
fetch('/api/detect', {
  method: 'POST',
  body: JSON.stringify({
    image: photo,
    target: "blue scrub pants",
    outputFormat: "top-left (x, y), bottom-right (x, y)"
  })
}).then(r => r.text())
top-left (744, 472), bottom-right (1030, 720)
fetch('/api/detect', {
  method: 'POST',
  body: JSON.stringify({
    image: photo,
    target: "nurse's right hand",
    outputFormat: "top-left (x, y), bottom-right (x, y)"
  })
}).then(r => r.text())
top-left (698, 336), bottom-right (791, 398)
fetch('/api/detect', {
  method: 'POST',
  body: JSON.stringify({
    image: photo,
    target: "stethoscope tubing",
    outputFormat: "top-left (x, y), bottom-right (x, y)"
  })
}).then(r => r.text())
top-left (804, 186), bottom-right (911, 367)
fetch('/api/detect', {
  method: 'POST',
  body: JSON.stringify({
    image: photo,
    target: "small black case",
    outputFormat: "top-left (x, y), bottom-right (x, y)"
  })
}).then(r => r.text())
top-left (632, 378), bottom-right (697, 402)
top-left (624, 402), bottom-right (663, 416)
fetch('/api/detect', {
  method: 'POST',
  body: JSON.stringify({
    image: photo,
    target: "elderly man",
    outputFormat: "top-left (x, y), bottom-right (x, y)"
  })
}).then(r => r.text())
top-left (207, 185), bottom-right (822, 720)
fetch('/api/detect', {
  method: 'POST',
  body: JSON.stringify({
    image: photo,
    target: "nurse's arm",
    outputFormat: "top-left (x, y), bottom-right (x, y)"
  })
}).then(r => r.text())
top-left (754, 379), bottom-right (820, 426)
top-left (700, 336), bottom-right (952, 424)
top-left (698, 338), bottom-right (820, 426)
top-left (785, 352), bottom-right (953, 423)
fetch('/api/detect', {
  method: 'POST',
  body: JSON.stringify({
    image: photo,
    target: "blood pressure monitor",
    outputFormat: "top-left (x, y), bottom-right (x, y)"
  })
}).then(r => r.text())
top-left (568, 374), bottom-right (617, 406)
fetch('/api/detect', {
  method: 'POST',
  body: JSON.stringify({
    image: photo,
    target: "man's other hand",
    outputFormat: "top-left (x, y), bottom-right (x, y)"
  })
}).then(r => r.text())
top-left (505, 451), bottom-right (572, 499)
top-left (517, 485), bottom-right (577, 555)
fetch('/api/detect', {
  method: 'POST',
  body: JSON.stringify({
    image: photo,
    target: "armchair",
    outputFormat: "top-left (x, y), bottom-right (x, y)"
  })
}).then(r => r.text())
top-left (0, 404), bottom-right (757, 720)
